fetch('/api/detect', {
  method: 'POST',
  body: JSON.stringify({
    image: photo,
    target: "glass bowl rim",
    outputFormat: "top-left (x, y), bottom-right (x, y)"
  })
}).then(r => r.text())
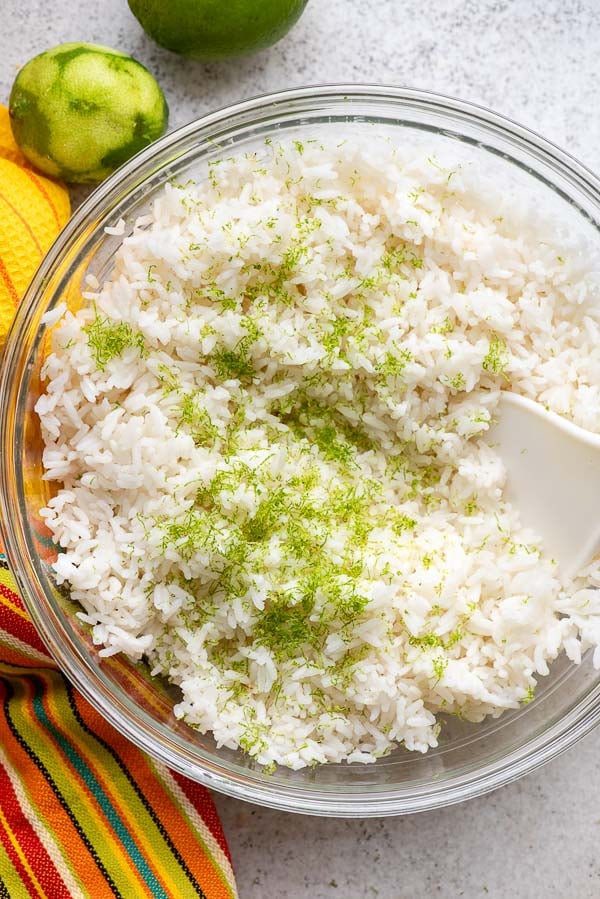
top-left (2, 83), bottom-right (600, 817)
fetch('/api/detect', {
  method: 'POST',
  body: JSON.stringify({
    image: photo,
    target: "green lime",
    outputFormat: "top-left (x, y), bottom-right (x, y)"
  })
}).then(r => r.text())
top-left (9, 42), bottom-right (168, 184)
top-left (127, 0), bottom-right (309, 61)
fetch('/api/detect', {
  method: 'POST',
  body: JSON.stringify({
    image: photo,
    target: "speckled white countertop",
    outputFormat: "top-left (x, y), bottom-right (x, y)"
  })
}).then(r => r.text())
top-left (3, 2), bottom-right (600, 896)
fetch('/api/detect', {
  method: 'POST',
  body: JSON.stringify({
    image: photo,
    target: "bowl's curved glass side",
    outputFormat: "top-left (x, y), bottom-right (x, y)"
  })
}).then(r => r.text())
top-left (1, 87), bottom-right (600, 816)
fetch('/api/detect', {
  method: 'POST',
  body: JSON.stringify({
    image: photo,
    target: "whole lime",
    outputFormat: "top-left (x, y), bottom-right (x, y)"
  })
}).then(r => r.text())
top-left (9, 43), bottom-right (168, 184)
top-left (128, 0), bottom-right (309, 61)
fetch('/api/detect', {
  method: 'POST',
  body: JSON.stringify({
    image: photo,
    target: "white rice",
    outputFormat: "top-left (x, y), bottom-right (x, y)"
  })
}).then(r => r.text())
top-left (36, 138), bottom-right (600, 769)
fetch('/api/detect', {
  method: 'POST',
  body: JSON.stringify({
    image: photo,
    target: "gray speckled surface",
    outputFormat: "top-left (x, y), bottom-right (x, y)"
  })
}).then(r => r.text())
top-left (3, 2), bottom-right (600, 896)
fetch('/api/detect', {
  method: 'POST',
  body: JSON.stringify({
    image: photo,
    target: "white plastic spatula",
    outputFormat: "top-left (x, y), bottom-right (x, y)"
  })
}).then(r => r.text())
top-left (489, 392), bottom-right (600, 581)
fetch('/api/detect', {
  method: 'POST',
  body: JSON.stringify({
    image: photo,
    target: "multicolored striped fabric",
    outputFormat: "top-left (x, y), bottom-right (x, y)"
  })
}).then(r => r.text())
top-left (0, 553), bottom-right (238, 898)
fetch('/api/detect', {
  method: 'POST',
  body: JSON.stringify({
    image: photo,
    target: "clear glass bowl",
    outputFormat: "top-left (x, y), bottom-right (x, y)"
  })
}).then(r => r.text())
top-left (1, 85), bottom-right (600, 817)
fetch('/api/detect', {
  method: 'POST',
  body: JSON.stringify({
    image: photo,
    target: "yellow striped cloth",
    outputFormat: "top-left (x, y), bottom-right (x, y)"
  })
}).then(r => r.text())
top-left (0, 553), bottom-right (238, 898)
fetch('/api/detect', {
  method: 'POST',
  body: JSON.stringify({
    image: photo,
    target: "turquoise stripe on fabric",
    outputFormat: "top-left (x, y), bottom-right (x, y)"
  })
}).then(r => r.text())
top-left (31, 687), bottom-right (167, 898)
top-left (31, 531), bottom-right (57, 550)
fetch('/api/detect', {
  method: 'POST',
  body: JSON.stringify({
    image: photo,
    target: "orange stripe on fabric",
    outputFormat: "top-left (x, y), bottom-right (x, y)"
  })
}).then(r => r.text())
top-left (0, 760), bottom-right (71, 899)
top-left (27, 518), bottom-right (59, 567)
top-left (67, 685), bottom-right (212, 897)
top-left (0, 586), bottom-right (30, 622)
top-left (0, 634), bottom-right (52, 668)
top-left (161, 766), bottom-right (237, 899)
top-left (0, 746), bottom-right (84, 898)
top-left (0, 675), bottom-right (124, 897)
top-left (43, 680), bottom-right (177, 899)
top-left (72, 689), bottom-right (222, 895)
top-left (22, 169), bottom-right (60, 230)
top-left (0, 804), bottom-right (51, 898)
top-left (0, 568), bottom-right (50, 657)
top-left (0, 591), bottom-right (51, 657)
top-left (173, 770), bottom-right (232, 862)
top-left (0, 645), bottom-right (52, 669)
top-left (101, 652), bottom-right (180, 720)
top-left (0, 256), bottom-right (19, 307)
top-left (0, 191), bottom-right (43, 256)
top-left (18, 675), bottom-right (153, 899)
top-left (0, 805), bottom-right (38, 896)
top-left (0, 562), bottom-right (25, 598)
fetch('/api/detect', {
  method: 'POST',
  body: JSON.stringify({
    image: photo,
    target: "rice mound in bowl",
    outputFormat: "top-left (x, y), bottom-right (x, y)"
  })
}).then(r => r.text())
top-left (36, 138), bottom-right (600, 770)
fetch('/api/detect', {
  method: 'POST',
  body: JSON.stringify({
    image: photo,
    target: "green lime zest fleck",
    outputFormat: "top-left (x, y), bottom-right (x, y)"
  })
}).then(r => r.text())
top-left (410, 623), bottom-right (464, 652)
top-left (177, 392), bottom-right (219, 445)
top-left (161, 509), bottom-right (220, 561)
top-left (445, 627), bottom-right (464, 647)
top-left (196, 462), bottom-right (258, 507)
top-left (281, 240), bottom-right (309, 273)
top-left (238, 708), bottom-right (268, 756)
top-left (431, 316), bottom-right (454, 335)
top-left (382, 246), bottom-right (407, 271)
top-left (255, 593), bottom-right (321, 658)
top-left (521, 685), bottom-right (535, 704)
top-left (482, 334), bottom-right (509, 376)
top-left (392, 513), bottom-right (417, 535)
top-left (277, 394), bottom-right (373, 465)
top-left (201, 284), bottom-right (238, 311)
top-left (409, 632), bottom-right (445, 650)
top-left (377, 348), bottom-right (413, 377)
top-left (313, 423), bottom-right (355, 465)
top-left (212, 344), bottom-right (254, 381)
top-left (432, 655), bottom-right (447, 683)
top-left (241, 488), bottom-right (287, 543)
top-left (84, 310), bottom-right (147, 370)
top-left (157, 363), bottom-right (180, 395)
top-left (211, 317), bottom-right (262, 381)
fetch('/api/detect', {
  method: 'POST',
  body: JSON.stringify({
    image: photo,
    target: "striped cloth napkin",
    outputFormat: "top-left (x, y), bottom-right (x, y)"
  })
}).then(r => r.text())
top-left (0, 552), bottom-right (238, 898)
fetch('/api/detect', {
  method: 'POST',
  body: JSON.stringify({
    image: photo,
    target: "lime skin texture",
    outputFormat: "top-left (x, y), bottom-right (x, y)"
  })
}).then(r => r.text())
top-left (9, 42), bottom-right (168, 184)
top-left (128, 0), bottom-right (309, 61)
